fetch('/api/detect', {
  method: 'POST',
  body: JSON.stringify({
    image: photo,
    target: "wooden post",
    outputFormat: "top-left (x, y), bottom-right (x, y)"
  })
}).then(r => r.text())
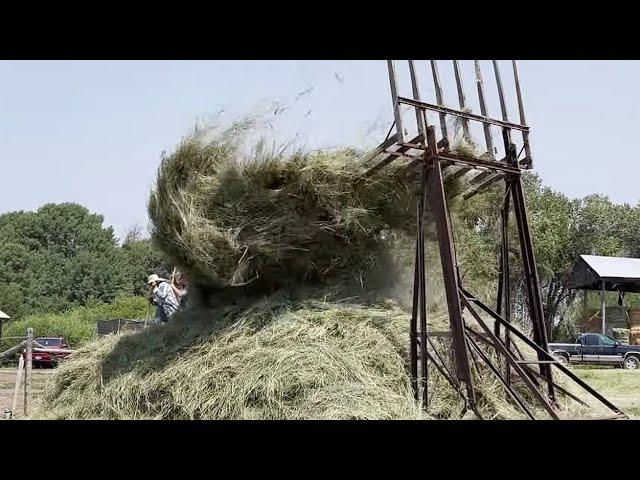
top-left (12, 353), bottom-right (24, 417)
top-left (24, 328), bottom-right (33, 416)
top-left (601, 281), bottom-right (606, 335)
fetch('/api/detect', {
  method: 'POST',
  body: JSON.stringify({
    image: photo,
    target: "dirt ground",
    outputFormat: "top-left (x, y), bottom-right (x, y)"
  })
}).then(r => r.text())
top-left (0, 367), bottom-right (54, 419)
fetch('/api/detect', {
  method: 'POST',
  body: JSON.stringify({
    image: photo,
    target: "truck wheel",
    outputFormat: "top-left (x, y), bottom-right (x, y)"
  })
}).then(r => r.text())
top-left (553, 353), bottom-right (569, 366)
top-left (623, 356), bottom-right (640, 370)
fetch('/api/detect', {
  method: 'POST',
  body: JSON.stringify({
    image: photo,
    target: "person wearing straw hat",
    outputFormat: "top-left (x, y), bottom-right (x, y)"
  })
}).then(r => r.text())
top-left (147, 273), bottom-right (180, 325)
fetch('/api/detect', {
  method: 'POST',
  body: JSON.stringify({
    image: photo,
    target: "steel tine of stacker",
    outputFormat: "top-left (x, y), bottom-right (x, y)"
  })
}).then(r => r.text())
top-left (408, 60), bottom-right (427, 143)
top-left (492, 60), bottom-right (509, 122)
top-left (473, 60), bottom-right (495, 158)
top-left (512, 60), bottom-right (533, 166)
top-left (452, 60), bottom-right (471, 141)
top-left (387, 60), bottom-right (404, 144)
top-left (429, 60), bottom-right (449, 150)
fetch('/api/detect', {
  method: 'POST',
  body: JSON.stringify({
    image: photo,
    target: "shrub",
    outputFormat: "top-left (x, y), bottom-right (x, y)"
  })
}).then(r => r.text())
top-left (1, 295), bottom-right (150, 350)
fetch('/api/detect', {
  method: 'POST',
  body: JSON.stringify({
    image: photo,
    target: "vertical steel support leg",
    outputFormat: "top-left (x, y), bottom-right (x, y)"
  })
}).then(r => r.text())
top-left (496, 236), bottom-right (504, 338)
top-left (424, 126), bottom-right (475, 406)
top-left (417, 173), bottom-right (428, 407)
top-left (410, 225), bottom-right (419, 400)
top-left (502, 190), bottom-right (512, 386)
top-left (509, 170), bottom-right (556, 402)
top-left (411, 166), bottom-right (429, 408)
top-left (495, 185), bottom-right (507, 337)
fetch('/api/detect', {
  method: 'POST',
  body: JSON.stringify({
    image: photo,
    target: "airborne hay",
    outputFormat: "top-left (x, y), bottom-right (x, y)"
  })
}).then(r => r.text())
top-left (148, 121), bottom-right (419, 295)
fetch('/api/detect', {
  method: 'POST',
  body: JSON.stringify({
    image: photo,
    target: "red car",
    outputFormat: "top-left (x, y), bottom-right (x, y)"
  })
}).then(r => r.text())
top-left (29, 337), bottom-right (72, 368)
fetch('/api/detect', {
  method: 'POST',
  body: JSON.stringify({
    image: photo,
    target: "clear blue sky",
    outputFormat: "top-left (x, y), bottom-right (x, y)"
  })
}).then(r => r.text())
top-left (0, 60), bottom-right (637, 240)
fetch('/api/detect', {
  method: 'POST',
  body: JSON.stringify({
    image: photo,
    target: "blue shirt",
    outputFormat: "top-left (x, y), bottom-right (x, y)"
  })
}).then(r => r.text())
top-left (153, 281), bottom-right (180, 317)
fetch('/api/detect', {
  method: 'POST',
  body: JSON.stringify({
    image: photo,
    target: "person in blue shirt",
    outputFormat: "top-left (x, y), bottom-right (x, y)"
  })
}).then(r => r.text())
top-left (147, 274), bottom-right (180, 324)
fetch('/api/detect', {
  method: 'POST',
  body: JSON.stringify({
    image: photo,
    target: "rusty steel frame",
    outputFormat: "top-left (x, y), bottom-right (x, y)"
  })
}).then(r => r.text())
top-left (369, 60), bottom-right (626, 419)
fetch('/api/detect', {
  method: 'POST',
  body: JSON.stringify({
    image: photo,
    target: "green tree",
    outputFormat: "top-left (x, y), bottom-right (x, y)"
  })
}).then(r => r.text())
top-left (0, 282), bottom-right (23, 318)
top-left (0, 203), bottom-right (130, 317)
top-left (573, 194), bottom-right (626, 257)
top-left (523, 173), bottom-right (579, 336)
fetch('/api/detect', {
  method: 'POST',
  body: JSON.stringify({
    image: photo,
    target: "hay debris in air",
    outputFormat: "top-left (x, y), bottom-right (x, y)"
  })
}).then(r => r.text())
top-left (147, 121), bottom-right (418, 293)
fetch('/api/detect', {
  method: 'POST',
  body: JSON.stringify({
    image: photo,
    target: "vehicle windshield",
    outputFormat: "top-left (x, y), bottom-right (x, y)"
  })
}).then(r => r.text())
top-left (36, 338), bottom-right (62, 347)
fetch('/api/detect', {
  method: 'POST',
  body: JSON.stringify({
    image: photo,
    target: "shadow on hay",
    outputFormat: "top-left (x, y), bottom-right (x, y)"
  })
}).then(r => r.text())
top-left (97, 290), bottom-right (287, 382)
top-left (96, 269), bottom-right (408, 384)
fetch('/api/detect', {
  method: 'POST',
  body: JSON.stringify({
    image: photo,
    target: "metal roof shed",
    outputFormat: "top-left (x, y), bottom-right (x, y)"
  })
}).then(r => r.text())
top-left (0, 309), bottom-right (9, 340)
top-left (567, 254), bottom-right (640, 333)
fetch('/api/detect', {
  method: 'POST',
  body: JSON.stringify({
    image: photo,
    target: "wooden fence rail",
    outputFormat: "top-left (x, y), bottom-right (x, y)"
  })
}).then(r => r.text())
top-left (0, 341), bottom-right (26, 360)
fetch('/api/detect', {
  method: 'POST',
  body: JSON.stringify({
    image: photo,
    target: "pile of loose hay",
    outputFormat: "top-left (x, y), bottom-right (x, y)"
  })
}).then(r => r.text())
top-left (37, 292), bottom-right (550, 420)
top-left (38, 297), bottom-right (426, 419)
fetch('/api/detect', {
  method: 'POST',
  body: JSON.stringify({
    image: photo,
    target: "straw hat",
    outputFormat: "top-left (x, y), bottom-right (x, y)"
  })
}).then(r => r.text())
top-left (147, 274), bottom-right (167, 285)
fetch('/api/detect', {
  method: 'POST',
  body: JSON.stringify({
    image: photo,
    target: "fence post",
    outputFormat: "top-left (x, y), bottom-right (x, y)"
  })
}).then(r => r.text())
top-left (24, 328), bottom-right (33, 416)
top-left (12, 353), bottom-right (24, 417)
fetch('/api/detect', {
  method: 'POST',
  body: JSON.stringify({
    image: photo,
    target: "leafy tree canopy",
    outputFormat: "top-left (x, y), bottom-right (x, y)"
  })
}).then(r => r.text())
top-left (0, 203), bottom-right (170, 318)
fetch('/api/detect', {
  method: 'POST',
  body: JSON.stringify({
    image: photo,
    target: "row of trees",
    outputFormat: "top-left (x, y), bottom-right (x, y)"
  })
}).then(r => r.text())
top-left (0, 203), bottom-right (170, 319)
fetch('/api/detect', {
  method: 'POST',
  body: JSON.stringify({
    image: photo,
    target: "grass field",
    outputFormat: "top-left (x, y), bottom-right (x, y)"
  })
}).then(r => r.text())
top-left (571, 367), bottom-right (640, 419)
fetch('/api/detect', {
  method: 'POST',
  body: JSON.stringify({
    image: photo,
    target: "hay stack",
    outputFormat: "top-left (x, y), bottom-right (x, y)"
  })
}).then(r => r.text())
top-left (626, 309), bottom-right (640, 345)
top-left (629, 309), bottom-right (640, 327)
top-left (612, 328), bottom-right (630, 345)
top-left (37, 295), bottom-right (547, 420)
top-left (37, 298), bottom-right (428, 419)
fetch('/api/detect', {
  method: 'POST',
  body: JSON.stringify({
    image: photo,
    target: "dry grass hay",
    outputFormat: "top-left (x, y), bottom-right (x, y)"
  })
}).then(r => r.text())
top-left (630, 331), bottom-right (640, 346)
top-left (629, 308), bottom-right (640, 327)
top-left (148, 123), bottom-right (423, 295)
top-left (612, 328), bottom-right (630, 344)
top-left (37, 298), bottom-right (426, 420)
